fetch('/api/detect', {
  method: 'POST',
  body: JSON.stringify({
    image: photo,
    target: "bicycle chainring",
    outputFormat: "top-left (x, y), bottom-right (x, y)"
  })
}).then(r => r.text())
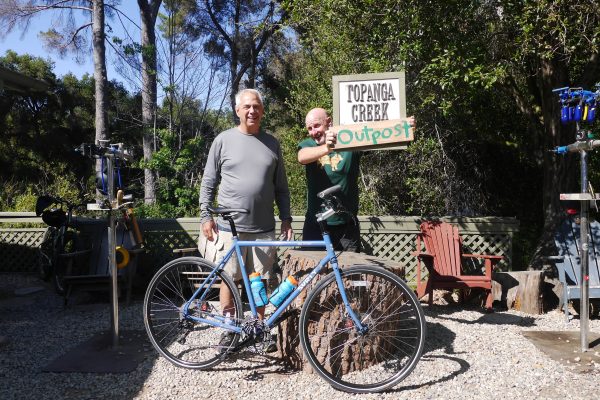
top-left (241, 317), bottom-right (272, 353)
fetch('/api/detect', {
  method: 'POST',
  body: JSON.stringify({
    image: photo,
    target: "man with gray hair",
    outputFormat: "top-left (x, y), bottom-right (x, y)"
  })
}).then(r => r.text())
top-left (199, 88), bottom-right (293, 351)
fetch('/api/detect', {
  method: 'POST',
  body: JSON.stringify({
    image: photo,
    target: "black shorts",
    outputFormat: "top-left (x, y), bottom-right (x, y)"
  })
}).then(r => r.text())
top-left (302, 219), bottom-right (361, 252)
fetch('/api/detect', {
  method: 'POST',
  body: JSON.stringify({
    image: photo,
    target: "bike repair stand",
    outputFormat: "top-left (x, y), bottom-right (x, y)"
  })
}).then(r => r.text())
top-left (43, 142), bottom-right (149, 373)
top-left (556, 126), bottom-right (600, 352)
top-left (90, 149), bottom-right (121, 346)
top-left (551, 85), bottom-right (600, 352)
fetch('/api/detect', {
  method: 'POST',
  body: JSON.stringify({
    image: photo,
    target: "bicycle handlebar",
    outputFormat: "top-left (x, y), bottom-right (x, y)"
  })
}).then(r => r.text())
top-left (75, 142), bottom-right (133, 160)
top-left (318, 185), bottom-right (342, 199)
top-left (316, 185), bottom-right (354, 224)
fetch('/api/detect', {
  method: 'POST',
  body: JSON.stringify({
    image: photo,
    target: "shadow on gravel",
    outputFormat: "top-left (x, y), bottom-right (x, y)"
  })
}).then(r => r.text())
top-left (423, 321), bottom-right (461, 355)
top-left (0, 277), bottom-right (159, 400)
top-left (390, 354), bottom-right (471, 392)
top-left (383, 322), bottom-right (471, 393)
top-left (425, 306), bottom-right (536, 327)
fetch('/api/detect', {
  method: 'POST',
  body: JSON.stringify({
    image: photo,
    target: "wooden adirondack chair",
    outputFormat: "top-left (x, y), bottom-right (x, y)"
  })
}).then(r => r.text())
top-left (413, 221), bottom-right (504, 310)
top-left (549, 216), bottom-right (600, 322)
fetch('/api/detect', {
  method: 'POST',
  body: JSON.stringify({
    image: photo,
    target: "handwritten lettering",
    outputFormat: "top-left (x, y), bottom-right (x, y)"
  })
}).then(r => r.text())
top-left (338, 122), bottom-right (411, 146)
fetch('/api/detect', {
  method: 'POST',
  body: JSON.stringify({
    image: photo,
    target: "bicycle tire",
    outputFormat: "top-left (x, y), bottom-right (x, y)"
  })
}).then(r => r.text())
top-left (144, 256), bottom-right (243, 369)
top-left (53, 230), bottom-right (79, 295)
top-left (38, 227), bottom-right (57, 281)
top-left (299, 265), bottom-right (426, 393)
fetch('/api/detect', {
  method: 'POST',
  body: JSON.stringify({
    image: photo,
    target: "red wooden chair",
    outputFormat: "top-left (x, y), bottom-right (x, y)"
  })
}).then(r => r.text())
top-left (413, 221), bottom-right (503, 310)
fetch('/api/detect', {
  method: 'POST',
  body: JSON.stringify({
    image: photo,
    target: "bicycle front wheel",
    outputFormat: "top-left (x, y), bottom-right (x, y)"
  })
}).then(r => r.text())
top-left (143, 257), bottom-right (242, 369)
top-left (299, 265), bottom-right (426, 393)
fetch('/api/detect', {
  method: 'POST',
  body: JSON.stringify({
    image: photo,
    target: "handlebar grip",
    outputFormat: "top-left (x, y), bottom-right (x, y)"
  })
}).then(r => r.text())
top-left (555, 146), bottom-right (568, 154)
top-left (126, 208), bottom-right (144, 246)
top-left (553, 140), bottom-right (600, 154)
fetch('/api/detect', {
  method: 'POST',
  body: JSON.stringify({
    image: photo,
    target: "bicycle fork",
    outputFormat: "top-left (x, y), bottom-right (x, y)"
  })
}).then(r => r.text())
top-left (331, 262), bottom-right (369, 335)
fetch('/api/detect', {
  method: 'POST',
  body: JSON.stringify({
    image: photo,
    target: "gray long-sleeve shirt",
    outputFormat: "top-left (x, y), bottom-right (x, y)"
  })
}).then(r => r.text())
top-left (199, 127), bottom-right (292, 233)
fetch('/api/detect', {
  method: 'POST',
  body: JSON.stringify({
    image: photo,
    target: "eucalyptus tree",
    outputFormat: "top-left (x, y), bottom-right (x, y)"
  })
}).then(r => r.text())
top-left (136, 0), bottom-right (162, 204)
top-left (158, 0), bottom-right (228, 142)
top-left (187, 0), bottom-right (288, 118)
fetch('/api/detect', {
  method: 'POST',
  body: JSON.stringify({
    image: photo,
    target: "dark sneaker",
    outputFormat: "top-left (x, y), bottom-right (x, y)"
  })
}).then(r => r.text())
top-left (264, 341), bottom-right (277, 353)
top-left (218, 331), bottom-right (235, 354)
top-left (264, 333), bottom-right (277, 353)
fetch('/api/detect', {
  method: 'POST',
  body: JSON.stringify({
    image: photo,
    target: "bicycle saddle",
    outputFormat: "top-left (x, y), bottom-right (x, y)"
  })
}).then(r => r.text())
top-left (207, 206), bottom-right (249, 216)
top-left (35, 195), bottom-right (57, 216)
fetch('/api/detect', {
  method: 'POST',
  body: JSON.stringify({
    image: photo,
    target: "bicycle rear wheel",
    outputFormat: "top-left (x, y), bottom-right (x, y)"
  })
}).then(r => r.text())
top-left (299, 265), bottom-right (426, 393)
top-left (38, 227), bottom-right (57, 281)
top-left (143, 257), bottom-right (242, 369)
top-left (53, 230), bottom-right (79, 295)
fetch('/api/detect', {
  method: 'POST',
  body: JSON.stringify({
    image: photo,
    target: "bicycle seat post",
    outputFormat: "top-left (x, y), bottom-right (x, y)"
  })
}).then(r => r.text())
top-left (223, 215), bottom-right (238, 237)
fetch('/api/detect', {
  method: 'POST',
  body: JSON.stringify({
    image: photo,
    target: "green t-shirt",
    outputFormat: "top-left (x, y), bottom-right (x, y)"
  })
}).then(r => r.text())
top-left (298, 138), bottom-right (361, 225)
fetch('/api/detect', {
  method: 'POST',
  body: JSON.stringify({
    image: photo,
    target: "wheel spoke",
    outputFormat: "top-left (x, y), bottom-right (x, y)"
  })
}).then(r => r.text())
top-left (144, 258), bottom-right (241, 369)
top-left (300, 266), bottom-right (425, 393)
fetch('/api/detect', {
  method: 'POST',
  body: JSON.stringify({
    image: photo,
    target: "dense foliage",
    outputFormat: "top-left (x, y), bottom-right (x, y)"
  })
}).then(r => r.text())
top-left (276, 0), bottom-right (600, 267)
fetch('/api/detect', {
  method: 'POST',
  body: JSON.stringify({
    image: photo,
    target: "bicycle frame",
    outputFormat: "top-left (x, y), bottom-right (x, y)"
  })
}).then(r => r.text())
top-left (182, 232), bottom-right (367, 335)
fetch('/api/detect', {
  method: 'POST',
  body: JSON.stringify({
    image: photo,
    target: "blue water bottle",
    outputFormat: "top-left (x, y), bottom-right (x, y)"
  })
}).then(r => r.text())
top-left (249, 272), bottom-right (268, 307)
top-left (269, 276), bottom-right (298, 308)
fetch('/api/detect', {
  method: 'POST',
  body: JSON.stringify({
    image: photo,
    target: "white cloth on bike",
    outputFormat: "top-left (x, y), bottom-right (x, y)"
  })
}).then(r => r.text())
top-left (198, 229), bottom-right (276, 281)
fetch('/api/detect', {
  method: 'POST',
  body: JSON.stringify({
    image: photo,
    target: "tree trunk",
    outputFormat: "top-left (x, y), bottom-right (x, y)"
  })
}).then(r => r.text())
top-left (92, 0), bottom-right (108, 176)
top-left (529, 57), bottom-right (577, 268)
top-left (492, 271), bottom-right (544, 314)
top-left (138, 0), bottom-right (162, 204)
top-left (229, 0), bottom-right (241, 122)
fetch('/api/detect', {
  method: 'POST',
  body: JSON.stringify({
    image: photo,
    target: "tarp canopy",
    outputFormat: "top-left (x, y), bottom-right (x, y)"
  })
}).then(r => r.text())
top-left (0, 65), bottom-right (49, 93)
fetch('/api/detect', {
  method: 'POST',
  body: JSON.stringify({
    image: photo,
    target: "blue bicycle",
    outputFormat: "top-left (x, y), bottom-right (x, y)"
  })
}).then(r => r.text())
top-left (143, 186), bottom-right (426, 393)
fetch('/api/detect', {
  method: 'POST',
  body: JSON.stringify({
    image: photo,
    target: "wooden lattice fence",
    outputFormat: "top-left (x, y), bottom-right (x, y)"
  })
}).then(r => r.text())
top-left (1, 213), bottom-right (518, 285)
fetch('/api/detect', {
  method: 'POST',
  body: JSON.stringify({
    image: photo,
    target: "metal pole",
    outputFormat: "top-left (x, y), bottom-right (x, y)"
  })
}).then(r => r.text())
top-left (579, 147), bottom-right (590, 352)
top-left (106, 154), bottom-right (119, 348)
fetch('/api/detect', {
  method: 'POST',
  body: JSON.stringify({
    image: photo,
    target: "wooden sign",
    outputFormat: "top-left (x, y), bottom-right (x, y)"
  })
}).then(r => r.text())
top-left (333, 72), bottom-right (406, 126)
top-left (331, 118), bottom-right (414, 151)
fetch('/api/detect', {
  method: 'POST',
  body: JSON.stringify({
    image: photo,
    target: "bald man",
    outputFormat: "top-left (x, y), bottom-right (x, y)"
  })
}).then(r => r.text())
top-left (298, 108), bottom-right (415, 251)
top-left (297, 108), bottom-right (362, 251)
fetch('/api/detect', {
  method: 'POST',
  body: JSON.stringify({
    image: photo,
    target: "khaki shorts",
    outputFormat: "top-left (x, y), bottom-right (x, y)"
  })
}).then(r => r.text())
top-left (198, 229), bottom-right (276, 281)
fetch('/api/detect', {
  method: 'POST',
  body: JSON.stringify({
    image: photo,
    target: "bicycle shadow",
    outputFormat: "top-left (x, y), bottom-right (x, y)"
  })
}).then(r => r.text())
top-left (210, 317), bottom-right (471, 388)
top-left (200, 350), bottom-right (297, 381)
top-left (387, 321), bottom-right (471, 392)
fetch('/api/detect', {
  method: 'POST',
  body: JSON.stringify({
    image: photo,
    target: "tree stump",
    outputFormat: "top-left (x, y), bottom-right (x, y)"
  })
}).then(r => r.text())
top-left (492, 271), bottom-right (544, 314)
top-left (275, 249), bottom-right (405, 372)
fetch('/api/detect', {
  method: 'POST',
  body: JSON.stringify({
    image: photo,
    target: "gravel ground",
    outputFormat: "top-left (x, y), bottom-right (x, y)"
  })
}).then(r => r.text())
top-left (1, 273), bottom-right (599, 400)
